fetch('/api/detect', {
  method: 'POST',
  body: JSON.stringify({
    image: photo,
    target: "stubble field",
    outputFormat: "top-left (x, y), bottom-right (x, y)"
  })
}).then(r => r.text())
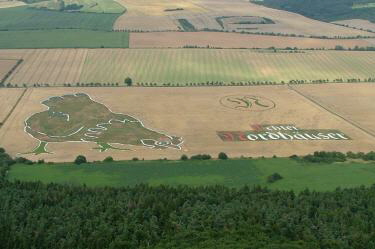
top-left (0, 85), bottom-right (374, 162)
top-left (294, 83), bottom-right (375, 136)
top-left (114, 0), bottom-right (374, 37)
top-left (3, 49), bottom-right (375, 86)
top-left (0, 88), bottom-right (24, 124)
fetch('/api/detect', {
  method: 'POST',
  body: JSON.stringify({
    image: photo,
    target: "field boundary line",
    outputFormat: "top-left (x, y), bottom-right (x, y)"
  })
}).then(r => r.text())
top-left (288, 84), bottom-right (375, 139)
top-left (0, 59), bottom-right (24, 86)
top-left (0, 88), bottom-right (27, 129)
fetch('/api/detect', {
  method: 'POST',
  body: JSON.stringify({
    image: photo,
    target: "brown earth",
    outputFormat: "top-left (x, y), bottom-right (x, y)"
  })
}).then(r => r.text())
top-left (0, 85), bottom-right (374, 162)
top-left (130, 32), bottom-right (375, 49)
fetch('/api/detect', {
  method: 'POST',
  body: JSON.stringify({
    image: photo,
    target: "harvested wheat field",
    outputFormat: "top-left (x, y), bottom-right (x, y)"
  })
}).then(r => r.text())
top-left (333, 19), bottom-right (375, 33)
top-left (194, 0), bottom-right (373, 37)
top-left (0, 86), bottom-right (374, 162)
top-left (4, 49), bottom-right (87, 86)
top-left (113, 0), bottom-right (371, 37)
top-left (0, 88), bottom-right (25, 124)
top-left (0, 59), bottom-right (18, 80)
top-left (3, 49), bottom-right (375, 86)
top-left (113, 0), bottom-right (207, 31)
top-left (294, 83), bottom-right (375, 136)
top-left (130, 32), bottom-right (375, 49)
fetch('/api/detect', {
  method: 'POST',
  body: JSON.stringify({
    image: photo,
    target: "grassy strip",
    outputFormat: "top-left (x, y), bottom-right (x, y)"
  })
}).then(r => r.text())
top-left (0, 30), bottom-right (129, 48)
top-left (178, 19), bottom-right (196, 31)
top-left (8, 158), bottom-right (375, 191)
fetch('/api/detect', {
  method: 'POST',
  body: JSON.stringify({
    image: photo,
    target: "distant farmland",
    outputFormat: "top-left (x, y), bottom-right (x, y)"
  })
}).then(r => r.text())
top-left (0, 6), bottom-right (120, 31)
top-left (3, 49), bottom-right (375, 86)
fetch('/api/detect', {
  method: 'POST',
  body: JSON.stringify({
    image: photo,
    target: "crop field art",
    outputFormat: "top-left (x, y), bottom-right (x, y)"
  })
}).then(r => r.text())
top-left (2, 49), bottom-right (375, 86)
top-left (0, 85), bottom-right (374, 162)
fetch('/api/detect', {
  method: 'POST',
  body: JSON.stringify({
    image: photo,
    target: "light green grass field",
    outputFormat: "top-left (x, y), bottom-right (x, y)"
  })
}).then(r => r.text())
top-left (0, 30), bottom-right (129, 48)
top-left (79, 49), bottom-right (375, 84)
top-left (0, 6), bottom-right (120, 31)
top-left (31, 0), bottom-right (125, 13)
top-left (8, 158), bottom-right (375, 191)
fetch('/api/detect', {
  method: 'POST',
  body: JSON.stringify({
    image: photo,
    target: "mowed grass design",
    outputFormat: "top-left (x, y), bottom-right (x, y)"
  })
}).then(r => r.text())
top-left (0, 30), bottom-right (129, 48)
top-left (0, 6), bottom-right (120, 31)
top-left (8, 158), bottom-right (375, 191)
top-left (79, 49), bottom-right (375, 84)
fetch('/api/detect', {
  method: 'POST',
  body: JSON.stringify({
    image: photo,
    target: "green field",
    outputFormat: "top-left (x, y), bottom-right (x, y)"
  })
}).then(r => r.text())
top-left (0, 6), bottom-right (120, 31)
top-left (79, 49), bottom-right (375, 84)
top-left (0, 30), bottom-right (129, 48)
top-left (30, 0), bottom-right (126, 13)
top-left (8, 158), bottom-right (375, 191)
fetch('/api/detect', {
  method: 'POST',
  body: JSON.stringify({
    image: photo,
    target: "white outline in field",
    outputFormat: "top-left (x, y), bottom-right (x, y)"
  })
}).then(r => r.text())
top-left (23, 93), bottom-right (184, 153)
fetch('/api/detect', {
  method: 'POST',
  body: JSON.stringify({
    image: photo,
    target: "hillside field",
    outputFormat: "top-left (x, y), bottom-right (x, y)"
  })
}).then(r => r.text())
top-left (0, 6), bottom-right (120, 31)
top-left (3, 49), bottom-right (375, 86)
top-left (8, 158), bottom-right (375, 191)
top-left (0, 30), bottom-right (129, 48)
top-left (0, 85), bottom-right (374, 162)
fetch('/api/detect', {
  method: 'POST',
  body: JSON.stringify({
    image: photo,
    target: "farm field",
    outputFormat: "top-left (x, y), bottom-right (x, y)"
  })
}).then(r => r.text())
top-left (8, 158), bottom-right (375, 191)
top-left (0, 59), bottom-right (18, 80)
top-left (0, 6), bottom-right (120, 31)
top-left (113, 0), bottom-right (372, 37)
top-left (30, 0), bottom-right (126, 13)
top-left (3, 49), bottom-right (375, 86)
top-left (0, 1), bottom-right (25, 8)
top-left (0, 85), bottom-right (374, 162)
top-left (0, 30), bottom-right (129, 49)
top-left (295, 83), bottom-right (375, 137)
top-left (130, 32), bottom-right (375, 49)
top-left (333, 19), bottom-right (375, 32)
top-left (0, 88), bottom-right (24, 124)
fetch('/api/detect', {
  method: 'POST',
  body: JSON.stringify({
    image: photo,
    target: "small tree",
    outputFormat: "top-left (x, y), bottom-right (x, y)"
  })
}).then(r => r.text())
top-left (267, 173), bottom-right (283, 183)
top-left (218, 152), bottom-right (228, 160)
top-left (103, 156), bottom-right (114, 163)
top-left (180, 154), bottom-right (188, 161)
top-left (124, 77), bottom-right (132, 86)
top-left (74, 155), bottom-right (87, 165)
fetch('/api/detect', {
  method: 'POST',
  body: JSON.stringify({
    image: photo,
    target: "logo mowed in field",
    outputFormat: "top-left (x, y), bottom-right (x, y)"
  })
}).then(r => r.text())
top-left (23, 93), bottom-right (183, 155)
top-left (217, 124), bottom-right (351, 142)
top-left (220, 95), bottom-right (276, 111)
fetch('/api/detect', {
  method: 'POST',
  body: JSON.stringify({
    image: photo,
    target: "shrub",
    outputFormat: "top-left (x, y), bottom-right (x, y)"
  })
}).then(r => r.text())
top-left (124, 77), bottom-right (132, 86)
top-left (267, 173), bottom-right (283, 183)
top-left (132, 157), bottom-right (139, 161)
top-left (218, 152), bottom-right (228, 160)
top-left (15, 157), bottom-right (33, 165)
top-left (180, 154), bottom-right (188, 161)
top-left (103, 156), bottom-right (114, 163)
top-left (74, 155), bottom-right (87, 165)
top-left (0, 148), bottom-right (5, 153)
top-left (190, 154), bottom-right (211, 160)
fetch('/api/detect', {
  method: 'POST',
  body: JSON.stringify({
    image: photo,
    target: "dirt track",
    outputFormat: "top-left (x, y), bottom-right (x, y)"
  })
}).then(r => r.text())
top-left (0, 85), bottom-right (374, 162)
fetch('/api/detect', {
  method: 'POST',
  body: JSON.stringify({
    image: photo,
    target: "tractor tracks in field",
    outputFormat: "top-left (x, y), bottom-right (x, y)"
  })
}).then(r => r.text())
top-left (0, 88), bottom-right (28, 129)
top-left (288, 84), bottom-right (375, 139)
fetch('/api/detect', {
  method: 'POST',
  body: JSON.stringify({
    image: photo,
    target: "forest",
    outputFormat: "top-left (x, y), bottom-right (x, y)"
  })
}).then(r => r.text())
top-left (254, 0), bottom-right (375, 23)
top-left (2, 148), bottom-right (375, 248)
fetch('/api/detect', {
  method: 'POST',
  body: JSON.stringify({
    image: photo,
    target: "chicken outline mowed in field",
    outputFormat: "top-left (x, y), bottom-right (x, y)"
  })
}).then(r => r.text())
top-left (24, 93), bottom-right (183, 155)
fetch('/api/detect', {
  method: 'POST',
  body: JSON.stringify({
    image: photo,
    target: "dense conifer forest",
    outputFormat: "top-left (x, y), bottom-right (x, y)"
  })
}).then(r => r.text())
top-left (255, 0), bottom-right (375, 23)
